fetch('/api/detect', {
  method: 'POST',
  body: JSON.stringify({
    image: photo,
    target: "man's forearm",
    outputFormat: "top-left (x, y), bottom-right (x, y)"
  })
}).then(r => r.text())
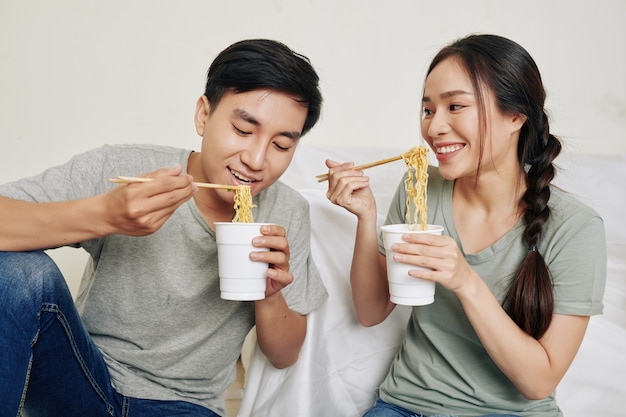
top-left (254, 291), bottom-right (306, 369)
top-left (0, 196), bottom-right (105, 251)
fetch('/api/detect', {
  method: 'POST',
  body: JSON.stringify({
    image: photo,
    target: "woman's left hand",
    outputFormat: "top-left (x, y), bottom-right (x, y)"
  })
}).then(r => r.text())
top-left (391, 232), bottom-right (478, 294)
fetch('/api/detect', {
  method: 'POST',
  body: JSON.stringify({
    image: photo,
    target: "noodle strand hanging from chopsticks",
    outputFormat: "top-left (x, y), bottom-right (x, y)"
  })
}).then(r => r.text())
top-left (232, 185), bottom-right (255, 223)
top-left (402, 146), bottom-right (429, 231)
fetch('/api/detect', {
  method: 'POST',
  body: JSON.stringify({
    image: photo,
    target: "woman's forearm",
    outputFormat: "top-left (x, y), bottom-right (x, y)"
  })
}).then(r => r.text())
top-left (350, 215), bottom-right (395, 326)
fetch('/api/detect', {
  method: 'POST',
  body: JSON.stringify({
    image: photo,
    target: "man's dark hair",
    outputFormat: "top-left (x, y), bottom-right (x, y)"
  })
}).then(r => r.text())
top-left (204, 39), bottom-right (322, 136)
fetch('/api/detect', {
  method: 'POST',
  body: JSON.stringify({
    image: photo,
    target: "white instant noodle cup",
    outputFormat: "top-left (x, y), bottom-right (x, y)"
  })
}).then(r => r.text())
top-left (380, 224), bottom-right (444, 306)
top-left (214, 222), bottom-right (272, 301)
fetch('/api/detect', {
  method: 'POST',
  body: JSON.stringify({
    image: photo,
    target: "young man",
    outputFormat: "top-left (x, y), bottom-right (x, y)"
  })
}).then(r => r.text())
top-left (0, 39), bottom-right (327, 417)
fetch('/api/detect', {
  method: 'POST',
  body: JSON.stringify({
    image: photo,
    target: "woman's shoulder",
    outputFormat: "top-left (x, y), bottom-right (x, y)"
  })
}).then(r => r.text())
top-left (426, 165), bottom-right (448, 194)
top-left (427, 164), bottom-right (444, 181)
top-left (545, 185), bottom-right (605, 246)
top-left (549, 185), bottom-right (602, 222)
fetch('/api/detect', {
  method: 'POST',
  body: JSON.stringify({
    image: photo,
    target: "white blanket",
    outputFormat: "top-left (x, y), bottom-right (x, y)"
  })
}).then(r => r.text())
top-left (238, 145), bottom-right (626, 416)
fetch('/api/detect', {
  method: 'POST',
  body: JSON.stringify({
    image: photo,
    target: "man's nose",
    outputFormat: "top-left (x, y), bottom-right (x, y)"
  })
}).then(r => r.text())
top-left (242, 139), bottom-right (269, 171)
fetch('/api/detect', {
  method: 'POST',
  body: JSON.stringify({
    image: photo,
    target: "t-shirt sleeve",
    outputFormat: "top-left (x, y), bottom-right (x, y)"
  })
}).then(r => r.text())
top-left (278, 196), bottom-right (328, 315)
top-left (0, 146), bottom-right (114, 203)
top-left (250, 182), bottom-right (329, 316)
top-left (0, 144), bottom-right (188, 204)
top-left (548, 212), bottom-right (607, 316)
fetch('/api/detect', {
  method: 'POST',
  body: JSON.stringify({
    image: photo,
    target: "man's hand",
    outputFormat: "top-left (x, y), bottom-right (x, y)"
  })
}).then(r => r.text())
top-left (250, 223), bottom-right (292, 297)
top-left (103, 165), bottom-right (197, 236)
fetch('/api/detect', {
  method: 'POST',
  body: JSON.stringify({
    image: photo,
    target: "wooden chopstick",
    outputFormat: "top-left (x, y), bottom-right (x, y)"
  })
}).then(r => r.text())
top-left (316, 154), bottom-right (404, 182)
top-left (109, 176), bottom-right (243, 190)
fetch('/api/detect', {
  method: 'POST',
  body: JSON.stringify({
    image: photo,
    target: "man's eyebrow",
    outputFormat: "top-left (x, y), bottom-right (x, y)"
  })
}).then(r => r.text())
top-left (422, 90), bottom-right (473, 102)
top-left (233, 108), bottom-right (259, 126)
top-left (233, 108), bottom-right (302, 140)
top-left (280, 130), bottom-right (302, 140)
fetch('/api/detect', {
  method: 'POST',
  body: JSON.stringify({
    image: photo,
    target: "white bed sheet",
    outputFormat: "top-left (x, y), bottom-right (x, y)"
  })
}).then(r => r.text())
top-left (238, 146), bottom-right (626, 417)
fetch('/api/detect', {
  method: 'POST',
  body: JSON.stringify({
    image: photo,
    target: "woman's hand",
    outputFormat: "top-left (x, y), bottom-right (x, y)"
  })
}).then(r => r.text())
top-left (390, 232), bottom-right (479, 296)
top-left (324, 159), bottom-right (377, 221)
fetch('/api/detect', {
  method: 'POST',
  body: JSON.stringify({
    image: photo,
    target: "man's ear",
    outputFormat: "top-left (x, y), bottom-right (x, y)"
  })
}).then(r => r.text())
top-left (194, 95), bottom-right (211, 136)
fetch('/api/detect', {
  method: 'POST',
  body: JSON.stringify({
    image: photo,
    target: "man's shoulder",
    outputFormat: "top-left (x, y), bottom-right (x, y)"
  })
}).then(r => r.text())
top-left (263, 180), bottom-right (307, 202)
top-left (99, 143), bottom-right (186, 157)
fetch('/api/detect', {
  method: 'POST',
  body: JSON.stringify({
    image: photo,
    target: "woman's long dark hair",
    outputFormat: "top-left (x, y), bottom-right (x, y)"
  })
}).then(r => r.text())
top-left (426, 34), bottom-right (561, 339)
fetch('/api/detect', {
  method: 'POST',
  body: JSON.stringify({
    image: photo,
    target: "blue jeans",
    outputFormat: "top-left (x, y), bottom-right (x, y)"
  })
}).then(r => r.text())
top-left (0, 251), bottom-right (219, 417)
top-left (363, 398), bottom-right (520, 417)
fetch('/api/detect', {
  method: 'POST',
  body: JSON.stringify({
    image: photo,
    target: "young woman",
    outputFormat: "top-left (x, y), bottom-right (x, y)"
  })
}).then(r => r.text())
top-left (324, 34), bottom-right (606, 416)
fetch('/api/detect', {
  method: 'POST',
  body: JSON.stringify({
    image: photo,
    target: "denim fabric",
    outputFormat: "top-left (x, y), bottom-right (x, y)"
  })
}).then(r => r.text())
top-left (363, 398), bottom-right (424, 417)
top-left (0, 251), bottom-right (219, 417)
top-left (363, 398), bottom-right (520, 417)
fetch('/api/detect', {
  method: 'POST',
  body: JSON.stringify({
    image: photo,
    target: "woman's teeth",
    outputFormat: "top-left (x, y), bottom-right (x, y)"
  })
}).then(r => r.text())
top-left (437, 144), bottom-right (464, 154)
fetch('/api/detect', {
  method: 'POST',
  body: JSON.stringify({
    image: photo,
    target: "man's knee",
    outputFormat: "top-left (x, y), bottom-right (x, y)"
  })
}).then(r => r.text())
top-left (0, 251), bottom-right (67, 304)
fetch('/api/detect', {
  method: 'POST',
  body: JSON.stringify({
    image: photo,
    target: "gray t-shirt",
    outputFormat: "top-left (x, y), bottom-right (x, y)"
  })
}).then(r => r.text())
top-left (376, 166), bottom-right (606, 416)
top-left (0, 144), bottom-right (328, 415)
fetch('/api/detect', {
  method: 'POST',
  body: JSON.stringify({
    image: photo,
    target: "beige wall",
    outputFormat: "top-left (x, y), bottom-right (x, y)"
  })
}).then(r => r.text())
top-left (1, 0), bottom-right (624, 182)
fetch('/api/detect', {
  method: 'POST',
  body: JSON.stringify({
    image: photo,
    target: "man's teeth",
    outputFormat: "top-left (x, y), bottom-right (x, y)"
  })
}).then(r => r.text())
top-left (231, 170), bottom-right (253, 183)
top-left (437, 145), bottom-right (464, 154)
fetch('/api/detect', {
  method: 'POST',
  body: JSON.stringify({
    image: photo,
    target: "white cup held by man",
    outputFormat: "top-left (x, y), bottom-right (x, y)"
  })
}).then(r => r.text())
top-left (215, 222), bottom-right (272, 301)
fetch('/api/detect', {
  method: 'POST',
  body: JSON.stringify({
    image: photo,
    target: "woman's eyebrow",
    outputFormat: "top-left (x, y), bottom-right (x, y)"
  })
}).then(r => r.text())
top-left (423, 90), bottom-right (474, 102)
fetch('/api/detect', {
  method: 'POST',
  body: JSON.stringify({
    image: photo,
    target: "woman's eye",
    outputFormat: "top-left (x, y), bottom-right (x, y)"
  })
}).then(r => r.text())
top-left (422, 108), bottom-right (434, 118)
top-left (450, 104), bottom-right (464, 111)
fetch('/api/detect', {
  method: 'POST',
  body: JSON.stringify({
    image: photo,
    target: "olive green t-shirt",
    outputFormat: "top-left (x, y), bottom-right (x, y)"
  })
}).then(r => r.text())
top-left (376, 166), bottom-right (606, 417)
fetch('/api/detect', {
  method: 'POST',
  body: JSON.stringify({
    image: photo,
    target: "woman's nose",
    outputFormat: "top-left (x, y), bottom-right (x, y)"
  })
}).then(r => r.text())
top-left (426, 111), bottom-right (451, 138)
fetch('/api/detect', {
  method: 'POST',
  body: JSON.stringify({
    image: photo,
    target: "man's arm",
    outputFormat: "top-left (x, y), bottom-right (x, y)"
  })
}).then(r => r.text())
top-left (0, 195), bottom-right (110, 251)
top-left (0, 166), bottom-right (196, 251)
top-left (254, 291), bottom-right (306, 368)
top-left (249, 223), bottom-right (308, 368)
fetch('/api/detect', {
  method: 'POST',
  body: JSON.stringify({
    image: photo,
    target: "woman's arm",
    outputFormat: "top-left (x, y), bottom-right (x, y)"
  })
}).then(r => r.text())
top-left (458, 273), bottom-right (588, 399)
top-left (396, 231), bottom-right (590, 399)
top-left (325, 159), bottom-right (395, 326)
top-left (350, 215), bottom-right (396, 326)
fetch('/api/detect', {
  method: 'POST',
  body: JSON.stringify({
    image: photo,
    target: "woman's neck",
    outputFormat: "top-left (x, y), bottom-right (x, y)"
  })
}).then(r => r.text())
top-left (452, 170), bottom-right (526, 254)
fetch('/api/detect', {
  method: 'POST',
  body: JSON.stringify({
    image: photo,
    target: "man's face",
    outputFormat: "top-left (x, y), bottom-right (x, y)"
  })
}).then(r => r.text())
top-left (191, 88), bottom-right (307, 210)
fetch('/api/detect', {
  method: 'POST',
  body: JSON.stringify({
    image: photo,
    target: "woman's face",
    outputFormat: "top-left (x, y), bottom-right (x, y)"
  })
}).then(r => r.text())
top-left (420, 57), bottom-right (523, 182)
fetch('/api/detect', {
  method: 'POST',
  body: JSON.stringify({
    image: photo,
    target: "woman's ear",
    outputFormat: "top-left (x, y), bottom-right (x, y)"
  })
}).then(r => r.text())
top-left (194, 95), bottom-right (211, 136)
top-left (511, 112), bottom-right (528, 131)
